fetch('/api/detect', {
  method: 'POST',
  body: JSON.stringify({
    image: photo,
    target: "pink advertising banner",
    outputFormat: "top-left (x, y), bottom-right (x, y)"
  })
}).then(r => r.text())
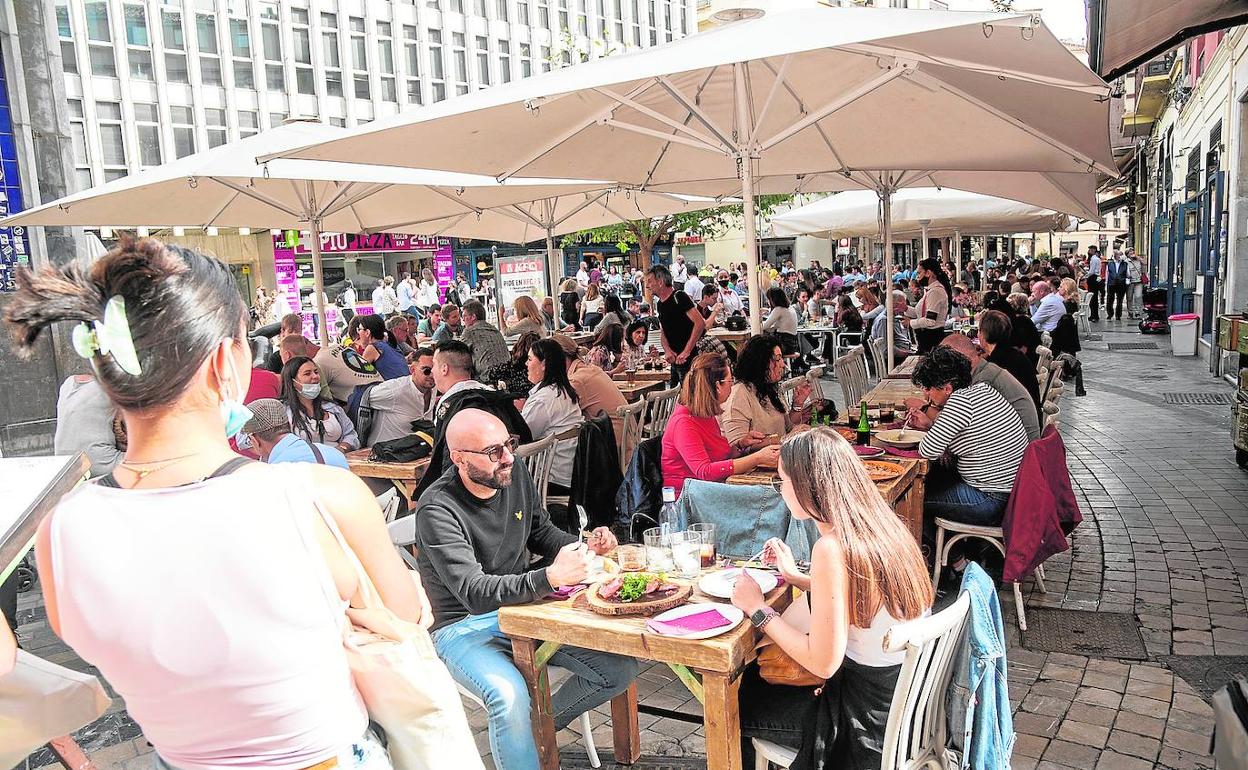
top-left (271, 231), bottom-right (450, 257)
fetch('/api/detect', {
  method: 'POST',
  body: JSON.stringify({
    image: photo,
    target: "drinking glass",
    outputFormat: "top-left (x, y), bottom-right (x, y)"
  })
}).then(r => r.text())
top-left (671, 531), bottom-right (703, 579)
top-left (643, 527), bottom-right (675, 572)
top-left (689, 523), bottom-right (717, 568)
top-left (616, 544), bottom-right (646, 572)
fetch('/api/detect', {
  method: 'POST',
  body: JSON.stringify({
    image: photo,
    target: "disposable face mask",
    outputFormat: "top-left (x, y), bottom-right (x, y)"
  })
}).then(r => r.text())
top-left (218, 351), bottom-right (253, 439)
top-left (299, 382), bottom-right (321, 399)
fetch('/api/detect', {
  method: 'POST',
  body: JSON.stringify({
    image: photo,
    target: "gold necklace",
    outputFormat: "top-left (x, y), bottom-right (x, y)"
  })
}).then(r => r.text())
top-left (119, 453), bottom-right (198, 483)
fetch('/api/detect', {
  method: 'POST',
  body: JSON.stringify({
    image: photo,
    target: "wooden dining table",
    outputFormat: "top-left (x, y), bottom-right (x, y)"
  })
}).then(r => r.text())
top-left (345, 448), bottom-right (430, 504)
top-left (499, 577), bottom-right (793, 770)
top-left (615, 380), bottom-right (665, 403)
top-left (727, 454), bottom-right (927, 543)
top-left (884, 354), bottom-right (923, 380)
top-left (862, 377), bottom-right (926, 408)
top-left (707, 327), bottom-right (752, 345)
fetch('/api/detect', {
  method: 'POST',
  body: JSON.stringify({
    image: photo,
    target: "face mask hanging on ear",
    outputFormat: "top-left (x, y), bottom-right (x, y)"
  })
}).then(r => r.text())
top-left (218, 343), bottom-right (253, 438)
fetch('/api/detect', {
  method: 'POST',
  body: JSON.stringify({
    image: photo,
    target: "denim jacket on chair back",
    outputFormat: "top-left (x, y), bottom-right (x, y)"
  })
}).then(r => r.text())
top-left (947, 563), bottom-right (1014, 769)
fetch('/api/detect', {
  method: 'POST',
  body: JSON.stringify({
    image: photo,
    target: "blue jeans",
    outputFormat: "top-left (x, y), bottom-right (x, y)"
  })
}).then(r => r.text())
top-left (431, 611), bottom-right (639, 770)
top-left (924, 477), bottom-right (1009, 563)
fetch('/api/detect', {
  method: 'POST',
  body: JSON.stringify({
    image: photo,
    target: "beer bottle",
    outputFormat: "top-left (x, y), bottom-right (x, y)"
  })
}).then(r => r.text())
top-left (856, 400), bottom-right (871, 446)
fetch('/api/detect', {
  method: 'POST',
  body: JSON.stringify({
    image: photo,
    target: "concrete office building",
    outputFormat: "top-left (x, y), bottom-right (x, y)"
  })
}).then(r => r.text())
top-left (51, 0), bottom-right (693, 187)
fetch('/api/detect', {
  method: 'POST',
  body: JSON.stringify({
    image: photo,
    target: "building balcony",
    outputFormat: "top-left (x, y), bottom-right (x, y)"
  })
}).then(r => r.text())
top-left (1134, 52), bottom-right (1179, 122)
top-left (1120, 111), bottom-right (1155, 138)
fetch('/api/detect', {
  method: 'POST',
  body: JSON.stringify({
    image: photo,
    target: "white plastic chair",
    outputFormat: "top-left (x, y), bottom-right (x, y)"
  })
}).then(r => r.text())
top-left (753, 592), bottom-right (972, 770)
top-left (868, 336), bottom-right (889, 380)
top-left (545, 423), bottom-right (584, 511)
top-left (456, 677), bottom-right (601, 768)
top-left (834, 330), bottom-right (864, 360)
top-left (779, 375), bottom-right (805, 409)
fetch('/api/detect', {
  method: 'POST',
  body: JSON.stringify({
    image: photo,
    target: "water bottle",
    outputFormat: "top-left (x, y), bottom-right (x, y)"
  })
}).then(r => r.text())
top-left (659, 486), bottom-right (679, 545)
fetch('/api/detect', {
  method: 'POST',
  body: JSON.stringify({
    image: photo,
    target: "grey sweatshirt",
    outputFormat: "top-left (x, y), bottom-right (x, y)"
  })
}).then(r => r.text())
top-left (415, 460), bottom-right (576, 632)
top-left (53, 376), bottom-right (122, 477)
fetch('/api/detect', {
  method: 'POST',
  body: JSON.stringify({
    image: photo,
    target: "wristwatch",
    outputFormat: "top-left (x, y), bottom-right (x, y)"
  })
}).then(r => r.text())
top-left (749, 607), bottom-right (778, 629)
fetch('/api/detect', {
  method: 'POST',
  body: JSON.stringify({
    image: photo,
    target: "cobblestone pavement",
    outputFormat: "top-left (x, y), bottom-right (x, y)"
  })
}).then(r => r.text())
top-left (17, 318), bottom-right (1241, 770)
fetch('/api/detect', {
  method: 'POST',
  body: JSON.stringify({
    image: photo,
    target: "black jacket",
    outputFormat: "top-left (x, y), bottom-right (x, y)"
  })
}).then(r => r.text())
top-left (615, 435), bottom-right (665, 541)
top-left (414, 387), bottom-right (533, 499)
top-left (569, 414), bottom-right (622, 531)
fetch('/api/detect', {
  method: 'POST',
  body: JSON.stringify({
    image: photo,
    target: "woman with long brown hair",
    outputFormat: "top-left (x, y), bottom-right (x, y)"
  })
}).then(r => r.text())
top-left (731, 426), bottom-right (933, 770)
top-left (498, 294), bottom-right (550, 338)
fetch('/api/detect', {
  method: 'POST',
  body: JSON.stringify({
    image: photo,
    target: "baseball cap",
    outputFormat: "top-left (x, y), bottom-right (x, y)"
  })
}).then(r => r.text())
top-left (241, 398), bottom-right (290, 436)
top-left (551, 333), bottom-right (578, 357)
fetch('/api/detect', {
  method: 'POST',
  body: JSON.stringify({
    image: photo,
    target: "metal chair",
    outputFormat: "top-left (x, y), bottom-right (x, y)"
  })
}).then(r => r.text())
top-left (615, 400), bottom-right (646, 473)
top-left (832, 348), bottom-right (869, 413)
top-left (515, 432), bottom-right (558, 509)
top-left (642, 386), bottom-right (680, 438)
top-left (868, 336), bottom-right (889, 380)
top-left (752, 592), bottom-right (972, 770)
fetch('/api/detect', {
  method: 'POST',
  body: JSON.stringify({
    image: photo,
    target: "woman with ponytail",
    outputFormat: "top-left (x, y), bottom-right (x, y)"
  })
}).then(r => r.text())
top-left (907, 257), bottom-right (951, 353)
top-left (4, 238), bottom-right (459, 770)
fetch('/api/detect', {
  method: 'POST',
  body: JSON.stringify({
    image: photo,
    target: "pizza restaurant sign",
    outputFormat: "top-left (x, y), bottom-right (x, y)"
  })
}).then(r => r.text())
top-left (272, 230), bottom-right (449, 255)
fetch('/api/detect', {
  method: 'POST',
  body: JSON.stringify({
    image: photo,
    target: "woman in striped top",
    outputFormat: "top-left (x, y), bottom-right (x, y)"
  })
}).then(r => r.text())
top-left (911, 347), bottom-right (1028, 543)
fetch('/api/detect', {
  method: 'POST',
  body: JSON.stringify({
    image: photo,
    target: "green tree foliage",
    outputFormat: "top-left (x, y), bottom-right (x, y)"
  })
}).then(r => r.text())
top-left (562, 195), bottom-right (793, 260)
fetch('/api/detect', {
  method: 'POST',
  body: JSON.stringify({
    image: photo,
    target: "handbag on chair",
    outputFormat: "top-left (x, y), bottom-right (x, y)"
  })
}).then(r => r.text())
top-left (306, 497), bottom-right (482, 770)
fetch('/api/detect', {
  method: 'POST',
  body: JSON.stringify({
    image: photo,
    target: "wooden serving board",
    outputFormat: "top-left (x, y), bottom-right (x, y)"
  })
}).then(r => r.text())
top-left (584, 580), bottom-right (693, 616)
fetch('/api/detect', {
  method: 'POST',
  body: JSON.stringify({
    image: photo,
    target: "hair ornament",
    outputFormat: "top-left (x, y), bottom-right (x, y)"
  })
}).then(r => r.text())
top-left (72, 295), bottom-right (143, 376)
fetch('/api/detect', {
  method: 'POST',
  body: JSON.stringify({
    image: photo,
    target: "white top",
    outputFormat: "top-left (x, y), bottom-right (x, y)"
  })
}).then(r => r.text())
top-left (846, 604), bottom-right (914, 667)
top-left (761, 306), bottom-right (799, 335)
top-left (367, 377), bottom-right (437, 444)
top-left (521, 384), bottom-right (582, 487)
top-left (582, 296), bottom-right (605, 315)
top-left (49, 464), bottom-right (366, 770)
top-left (417, 280), bottom-right (440, 309)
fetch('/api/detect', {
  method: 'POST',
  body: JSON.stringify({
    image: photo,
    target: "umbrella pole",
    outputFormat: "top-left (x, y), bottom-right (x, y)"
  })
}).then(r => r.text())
top-left (309, 217), bottom-right (330, 348)
top-left (546, 225), bottom-right (560, 300)
top-left (954, 228), bottom-right (962, 285)
top-left (741, 156), bottom-right (761, 333)
top-left (920, 220), bottom-right (930, 266)
top-left (882, 180), bottom-right (895, 370)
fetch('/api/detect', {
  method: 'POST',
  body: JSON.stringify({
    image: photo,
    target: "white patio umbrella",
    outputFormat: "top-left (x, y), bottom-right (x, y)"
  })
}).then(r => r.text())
top-left (1, 121), bottom-right (627, 346)
top-left (269, 6), bottom-right (1116, 367)
top-left (772, 187), bottom-right (1074, 282)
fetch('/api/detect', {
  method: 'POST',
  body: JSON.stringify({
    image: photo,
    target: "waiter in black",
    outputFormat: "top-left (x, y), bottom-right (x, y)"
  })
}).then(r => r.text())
top-left (645, 264), bottom-right (706, 386)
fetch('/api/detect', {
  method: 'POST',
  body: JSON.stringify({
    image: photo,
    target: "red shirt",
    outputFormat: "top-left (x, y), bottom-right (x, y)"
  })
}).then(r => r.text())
top-left (661, 403), bottom-right (735, 497)
top-left (230, 368), bottom-right (283, 458)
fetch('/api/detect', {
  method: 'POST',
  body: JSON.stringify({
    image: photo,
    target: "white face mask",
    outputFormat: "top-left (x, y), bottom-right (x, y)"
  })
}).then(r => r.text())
top-left (298, 382), bottom-right (321, 399)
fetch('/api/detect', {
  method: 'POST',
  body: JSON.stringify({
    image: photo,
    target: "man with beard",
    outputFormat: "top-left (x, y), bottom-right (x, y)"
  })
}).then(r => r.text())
top-left (415, 409), bottom-right (638, 770)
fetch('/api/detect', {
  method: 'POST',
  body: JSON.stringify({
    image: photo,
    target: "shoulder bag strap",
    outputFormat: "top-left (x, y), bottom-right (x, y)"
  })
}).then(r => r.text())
top-left (305, 439), bottom-right (326, 465)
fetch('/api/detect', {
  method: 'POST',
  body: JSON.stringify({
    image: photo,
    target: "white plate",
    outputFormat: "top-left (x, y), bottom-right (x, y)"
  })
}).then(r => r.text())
top-left (648, 603), bottom-right (745, 640)
top-left (697, 568), bottom-right (779, 599)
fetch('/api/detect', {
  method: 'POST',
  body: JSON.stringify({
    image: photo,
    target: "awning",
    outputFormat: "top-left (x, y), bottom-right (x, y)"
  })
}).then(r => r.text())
top-left (1088, 0), bottom-right (1248, 81)
top-left (1098, 190), bottom-right (1134, 214)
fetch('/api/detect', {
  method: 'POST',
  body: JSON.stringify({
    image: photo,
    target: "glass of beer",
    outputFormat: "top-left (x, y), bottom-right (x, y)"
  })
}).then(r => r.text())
top-left (879, 403), bottom-right (896, 423)
top-left (689, 523), bottom-right (716, 569)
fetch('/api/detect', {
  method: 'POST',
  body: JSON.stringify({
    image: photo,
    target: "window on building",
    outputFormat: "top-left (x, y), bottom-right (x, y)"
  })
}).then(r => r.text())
top-left (452, 32), bottom-right (468, 93)
top-left (124, 5), bottom-right (155, 79)
top-left (233, 59), bottom-right (255, 87)
top-left (678, 0), bottom-right (686, 34)
top-left (166, 52), bottom-right (188, 82)
top-left (497, 0), bottom-right (510, 21)
top-left (296, 68), bottom-right (315, 95)
top-left (322, 28), bottom-right (340, 66)
top-left (612, 0), bottom-right (623, 40)
top-left (229, 17), bottom-right (252, 88)
top-left (475, 35), bottom-right (490, 86)
top-left (56, 4), bottom-right (78, 74)
top-left (268, 110), bottom-right (287, 126)
top-left (130, 105), bottom-right (159, 167)
top-left (428, 0), bottom-right (441, 9)
top-left (196, 13), bottom-right (217, 52)
top-left (85, 1), bottom-right (111, 41)
top-left (380, 77), bottom-right (397, 101)
top-left (265, 63), bottom-right (284, 90)
top-left (537, 0), bottom-right (550, 28)
top-left (403, 25), bottom-right (422, 105)
top-left (90, 46), bottom-right (118, 77)
top-left (238, 109), bottom-right (259, 137)
top-left (558, 0), bottom-right (569, 30)
top-left (162, 9), bottom-right (184, 48)
top-left (258, 1), bottom-right (278, 20)
top-left (329, 116), bottom-right (346, 126)
top-left (1186, 145), bottom-right (1202, 196)
top-left (540, 44), bottom-right (551, 71)
top-left (577, 0), bottom-right (588, 35)
top-left (377, 26), bottom-right (395, 75)
top-left (517, 0), bottom-right (529, 24)
top-left (498, 39), bottom-right (511, 83)
top-left (96, 102), bottom-right (127, 177)
top-left (292, 27), bottom-right (311, 63)
top-left (474, 0), bottom-right (487, 16)
top-left (261, 21), bottom-right (281, 59)
top-left (325, 69), bottom-right (344, 97)
top-left (429, 28), bottom-right (445, 80)
top-left (450, 0), bottom-right (464, 13)
top-left (290, 7), bottom-right (307, 24)
top-left (68, 99), bottom-right (92, 190)
top-left (205, 107), bottom-right (227, 148)
top-left (353, 74), bottom-right (371, 99)
top-left (519, 42), bottom-right (531, 77)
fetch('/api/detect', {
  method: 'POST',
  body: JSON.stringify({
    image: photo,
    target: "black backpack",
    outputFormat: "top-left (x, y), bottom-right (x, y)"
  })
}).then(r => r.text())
top-left (370, 426), bottom-right (436, 463)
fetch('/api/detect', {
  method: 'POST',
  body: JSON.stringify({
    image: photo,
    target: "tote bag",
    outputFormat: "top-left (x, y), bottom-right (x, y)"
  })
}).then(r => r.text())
top-left (307, 501), bottom-right (483, 770)
top-left (0, 650), bottom-right (111, 768)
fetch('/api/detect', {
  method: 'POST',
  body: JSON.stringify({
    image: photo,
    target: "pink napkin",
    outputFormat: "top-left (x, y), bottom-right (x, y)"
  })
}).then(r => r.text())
top-left (646, 608), bottom-right (733, 636)
top-left (546, 584), bottom-right (587, 600)
top-left (884, 446), bottom-right (921, 459)
top-left (853, 445), bottom-right (883, 456)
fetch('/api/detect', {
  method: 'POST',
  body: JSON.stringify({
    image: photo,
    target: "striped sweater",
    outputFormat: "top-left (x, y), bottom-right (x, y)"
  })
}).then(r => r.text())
top-left (919, 382), bottom-right (1029, 494)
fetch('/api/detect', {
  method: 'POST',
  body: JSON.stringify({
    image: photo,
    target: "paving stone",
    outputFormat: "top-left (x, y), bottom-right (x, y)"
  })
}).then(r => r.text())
top-left (1043, 739), bottom-right (1102, 766)
top-left (1094, 751), bottom-right (1158, 770)
top-left (1064, 702), bottom-right (1117, 728)
top-left (1113, 710), bottom-right (1167, 738)
top-left (1014, 733), bottom-right (1050, 759)
top-left (1056, 720), bottom-right (1110, 748)
top-left (1105, 730), bottom-right (1161, 761)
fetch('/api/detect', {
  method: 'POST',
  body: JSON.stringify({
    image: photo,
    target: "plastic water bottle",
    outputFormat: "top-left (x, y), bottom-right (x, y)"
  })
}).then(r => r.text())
top-left (659, 486), bottom-right (679, 545)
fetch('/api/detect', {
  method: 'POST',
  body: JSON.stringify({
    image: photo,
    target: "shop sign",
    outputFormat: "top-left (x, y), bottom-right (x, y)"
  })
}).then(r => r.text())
top-left (0, 55), bottom-right (30, 293)
top-left (494, 255), bottom-right (548, 310)
top-left (675, 234), bottom-right (703, 246)
top-left (272, 231), bottom-right (450, 257)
